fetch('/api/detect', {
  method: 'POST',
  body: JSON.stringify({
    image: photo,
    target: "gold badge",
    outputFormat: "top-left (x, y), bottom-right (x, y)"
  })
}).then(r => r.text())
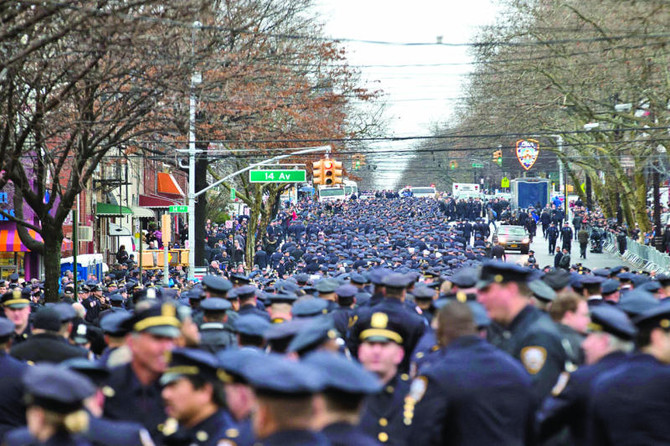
top-left (520, 346), bottom-right (547, 375)
top-left (456, 291), bottom-right (467, 303)
top-left (162, 303), bottom-right (176, 317)
top-left (161, 418), bottom-right (178, 436)
top-left (371, 312), bottom-right (388, 329)
top-left (196, 431), bottom-right (208, 442)
top-left (551, 371), bottom-right (571, 397)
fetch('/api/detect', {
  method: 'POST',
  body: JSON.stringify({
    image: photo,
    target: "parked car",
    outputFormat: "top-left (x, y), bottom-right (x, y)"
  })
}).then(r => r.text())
top-left (492, 225), bottom-right (531, 254)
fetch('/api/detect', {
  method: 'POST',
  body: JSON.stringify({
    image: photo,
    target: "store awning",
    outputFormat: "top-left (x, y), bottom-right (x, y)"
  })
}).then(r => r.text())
top-left (129, 206), bottom-right (155, 218)
top-left (96, 203), bottom-right (132, 216)
top-left (139, 194), bottom-right (181, 208)
top-left (157, 172), bottom-right (184, 196)
top-left (0, 230), bottom-right (72, 252)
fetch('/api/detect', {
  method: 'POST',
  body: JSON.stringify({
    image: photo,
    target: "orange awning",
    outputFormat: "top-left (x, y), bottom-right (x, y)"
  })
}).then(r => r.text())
top-left (0, 230), bottom-right (72, 252)
top-left (157, 173), bottom-right (184, 196)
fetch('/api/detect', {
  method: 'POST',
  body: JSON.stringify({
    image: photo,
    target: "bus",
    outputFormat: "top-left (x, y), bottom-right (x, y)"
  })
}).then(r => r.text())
top-left (318, 186), bottom-right (346, 202)
top-left (399, 186), bottom-right (437, 198)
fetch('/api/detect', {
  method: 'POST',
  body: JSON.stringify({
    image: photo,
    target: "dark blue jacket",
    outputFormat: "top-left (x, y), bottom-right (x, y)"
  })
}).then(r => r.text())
top-left (409, 336), bottom-right (535, 446)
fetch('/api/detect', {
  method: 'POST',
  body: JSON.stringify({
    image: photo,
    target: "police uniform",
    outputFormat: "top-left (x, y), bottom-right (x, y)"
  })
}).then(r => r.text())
top-left (303, 351), bottom-right (381, 446)
top-left (354, 316), bottom-right (412, 446)
top-left (536, 305), bottom-right (635, 446)
top-left (103, 303), bottom-right (182, 440)
top-left (0, 318), bottom-right (29, 439)
top-left (10, 307), bottom-right (88, 364)
top-left (329, 284), bottom-right (357, 337)
top-left (481, 263), bottom-right (568, 401)
top-left (588, 305), bottom-right (670, 445)
top-left (234, 353), bottom-right (329, 446)
top-left (7, 364), bottom-right (96, 445)
top-left (408, 334), bottom-right (535, 445)
top-left (157, 349), bottom-right (242, 446)
top-left (198, 298), bottom-right (236, 353)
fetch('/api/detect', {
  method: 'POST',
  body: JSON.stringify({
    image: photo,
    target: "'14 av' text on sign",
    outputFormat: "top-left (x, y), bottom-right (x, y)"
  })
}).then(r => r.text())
top-left (249, 170), bottom-right (306, 183)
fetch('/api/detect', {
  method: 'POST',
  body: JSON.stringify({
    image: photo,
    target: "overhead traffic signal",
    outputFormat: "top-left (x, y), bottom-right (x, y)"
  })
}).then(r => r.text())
top-left (313, 160), bottom-right (325, 185)
top-left (450, 161), bottom-right (458, 170)
top-left (352, 154), bottom-right (366, 170)
top-left (323, 159), bottom-right (343, 185)
top-left (493, 150), bottom-right (503, 166)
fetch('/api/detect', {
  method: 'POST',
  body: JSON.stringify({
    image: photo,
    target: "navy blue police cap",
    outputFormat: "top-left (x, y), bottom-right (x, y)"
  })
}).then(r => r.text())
top-left (292, 298), bottom-right (329, 318)
top-left (124, 302), bottom-right (181, 338)
top-left (202, 275), bottom-right (233, 295)
top-left (381, 273), bottom-right (412, 289)
top-left (240, 353), bottom-right (324, 395)
top-left (449, 267), bottom-right (478, 289)
top-left (618, 290), bottom-right (659, 317)
top-left (302, 351), bottom-right (381, 394)
top-left (233, 314), bottom-right (271, 338)
top-left (528, 280), bottom-right (557, 302)
top-left (588, 305), bottom-right (636, 340)
top-left (0, 318), bottom-right (15, 341)
top-left (215, 348), bottom-right (264, 384)
top-left (100, 311), bottom-right (132, 337)
top-left (287, 316), bottom-right (339, 356)
top-left (633, 302), bottom-right (670, 330)
top-left (160, 348), bottom-right (220, 386)
top-left (200, 297), bottom-right (232, 312)
top-left (476, 261), bottom-right (531, 289)
top-left (601, 279), bottom-right (621, 296)
top-left (23, 364), bottom-right (96, 414)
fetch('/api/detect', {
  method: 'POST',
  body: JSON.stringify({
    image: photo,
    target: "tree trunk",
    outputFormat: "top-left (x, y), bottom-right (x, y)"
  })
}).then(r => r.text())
top-left (245, 197), bottom-right (262, 270)
top-left (632, 169), bottom-right (651, 234)
top-left (42, 225), bottom-right (64, 303)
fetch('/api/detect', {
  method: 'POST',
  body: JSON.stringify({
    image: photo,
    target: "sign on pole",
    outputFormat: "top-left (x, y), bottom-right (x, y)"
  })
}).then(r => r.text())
top-left (501, 177), bottom-right (510, 188)
top-left (168, 205), bottom-right (189, 213)
top-left (516, 139), bottom-right (540, 170)
top-left (249, 170), bottom-right (306, 183)
top-left (230, 188), bottom-right (235, 200)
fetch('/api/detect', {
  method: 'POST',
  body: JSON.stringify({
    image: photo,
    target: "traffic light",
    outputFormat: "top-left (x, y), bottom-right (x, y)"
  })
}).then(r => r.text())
top-left (352, 154), bottom-right (366, 170)
top-left (450, 161), bottom-right (458, 170)
top-left (312, 160), bottom-right (324, 185)
top-left (323, 159), bottom-right (343, 185)
top-left (493, 150), bottom-right (503, 166)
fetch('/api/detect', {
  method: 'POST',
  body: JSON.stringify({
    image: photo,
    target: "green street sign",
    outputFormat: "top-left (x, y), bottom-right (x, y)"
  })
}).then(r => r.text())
top-left (230, 188), bottom-right (235, 200)
top-left (249, 170), bottom-right (306, 183)
top-left (472, 163), bottom-right (484, 168)
top-left (168, 205), bottom-right (189, 213)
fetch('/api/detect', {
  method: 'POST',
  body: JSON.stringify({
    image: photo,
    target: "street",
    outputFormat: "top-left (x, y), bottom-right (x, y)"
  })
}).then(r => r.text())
top-left (505, 232), bottom-right (633, 270)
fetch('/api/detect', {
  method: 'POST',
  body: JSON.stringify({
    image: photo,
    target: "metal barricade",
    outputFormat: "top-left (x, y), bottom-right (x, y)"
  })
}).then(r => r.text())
top-left (605, 232), bottom-right (670, 273)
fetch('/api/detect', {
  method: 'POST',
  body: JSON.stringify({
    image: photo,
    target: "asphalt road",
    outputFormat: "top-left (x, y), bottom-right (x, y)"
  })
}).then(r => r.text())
top-left (503, 233), bottom-right (631, 270)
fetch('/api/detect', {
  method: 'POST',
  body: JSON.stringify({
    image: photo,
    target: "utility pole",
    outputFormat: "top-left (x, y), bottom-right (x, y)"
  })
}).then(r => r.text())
top-left (187, 21), bottom-right (201, 280)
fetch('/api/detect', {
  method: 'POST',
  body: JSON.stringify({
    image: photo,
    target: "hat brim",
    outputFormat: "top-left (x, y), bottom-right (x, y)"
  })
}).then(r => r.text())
top-left (142, 325), bottom-right (181, 338)
top-left (476, 279), bottom-right (493, 290)
top-left (159, 372), bottom-right (185, 386)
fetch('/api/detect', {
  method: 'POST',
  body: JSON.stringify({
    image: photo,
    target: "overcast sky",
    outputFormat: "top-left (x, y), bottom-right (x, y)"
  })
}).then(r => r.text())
top-left (314, 0), bottom-right (501, 188)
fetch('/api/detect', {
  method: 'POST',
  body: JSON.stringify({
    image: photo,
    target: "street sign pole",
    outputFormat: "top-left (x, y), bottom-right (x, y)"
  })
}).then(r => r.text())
top-left (183, 145), bottom-right (331, 280)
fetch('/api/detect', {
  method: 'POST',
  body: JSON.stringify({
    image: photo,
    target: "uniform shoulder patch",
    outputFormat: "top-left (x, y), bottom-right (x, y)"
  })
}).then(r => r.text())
top-left (407, 376), bottom-right (428, 403)
top-left (520, 346), bottom-right (547, 375)
top-left (551, 371), bottom-right (570, 397)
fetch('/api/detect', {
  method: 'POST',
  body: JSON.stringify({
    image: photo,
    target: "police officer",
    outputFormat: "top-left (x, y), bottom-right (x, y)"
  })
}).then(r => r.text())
top-left (237, 353), bottom-right (329, 446)
top-left (158, 348), bottom-right (242, 445)
top-left (103, 302), bottom-right (181, 440)
top-left (350, 273), bottom-right (426, 374)
top-left (547, 223), bottom-right (559, 255)
top-left (356, 312), bottom-right (411, 445)
top-left (408, 301), bottom-right (535, 445)
top-left (560, 222), bottom-right (573, 253)
top-left (9, 364), bottom-right (96, 445)
top-left (1, 288), bottom-right (32, 344)
top-left (10, 306), bottom-right (88, 363)
top-left (536, 305), bottom-right (635, 445)
top-left (303, 351), bottom-right (381, 446)
top-left (588, 304), bottom-right (670, 444)
top-left (198, 298), bottom-right (236, 353)
top-left (477, 261), bottom-right (567, 400)
top-left (329, 284), bottom-right (358, 337)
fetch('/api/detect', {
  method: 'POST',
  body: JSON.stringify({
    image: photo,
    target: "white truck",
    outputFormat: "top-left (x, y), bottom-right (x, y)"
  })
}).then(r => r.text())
top-left (452, 183), bottom-right (482, 199)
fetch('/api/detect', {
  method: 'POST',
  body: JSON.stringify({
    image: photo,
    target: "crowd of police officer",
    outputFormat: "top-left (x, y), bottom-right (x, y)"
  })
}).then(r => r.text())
top-left (2, 194), bottom-right (670, 445)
